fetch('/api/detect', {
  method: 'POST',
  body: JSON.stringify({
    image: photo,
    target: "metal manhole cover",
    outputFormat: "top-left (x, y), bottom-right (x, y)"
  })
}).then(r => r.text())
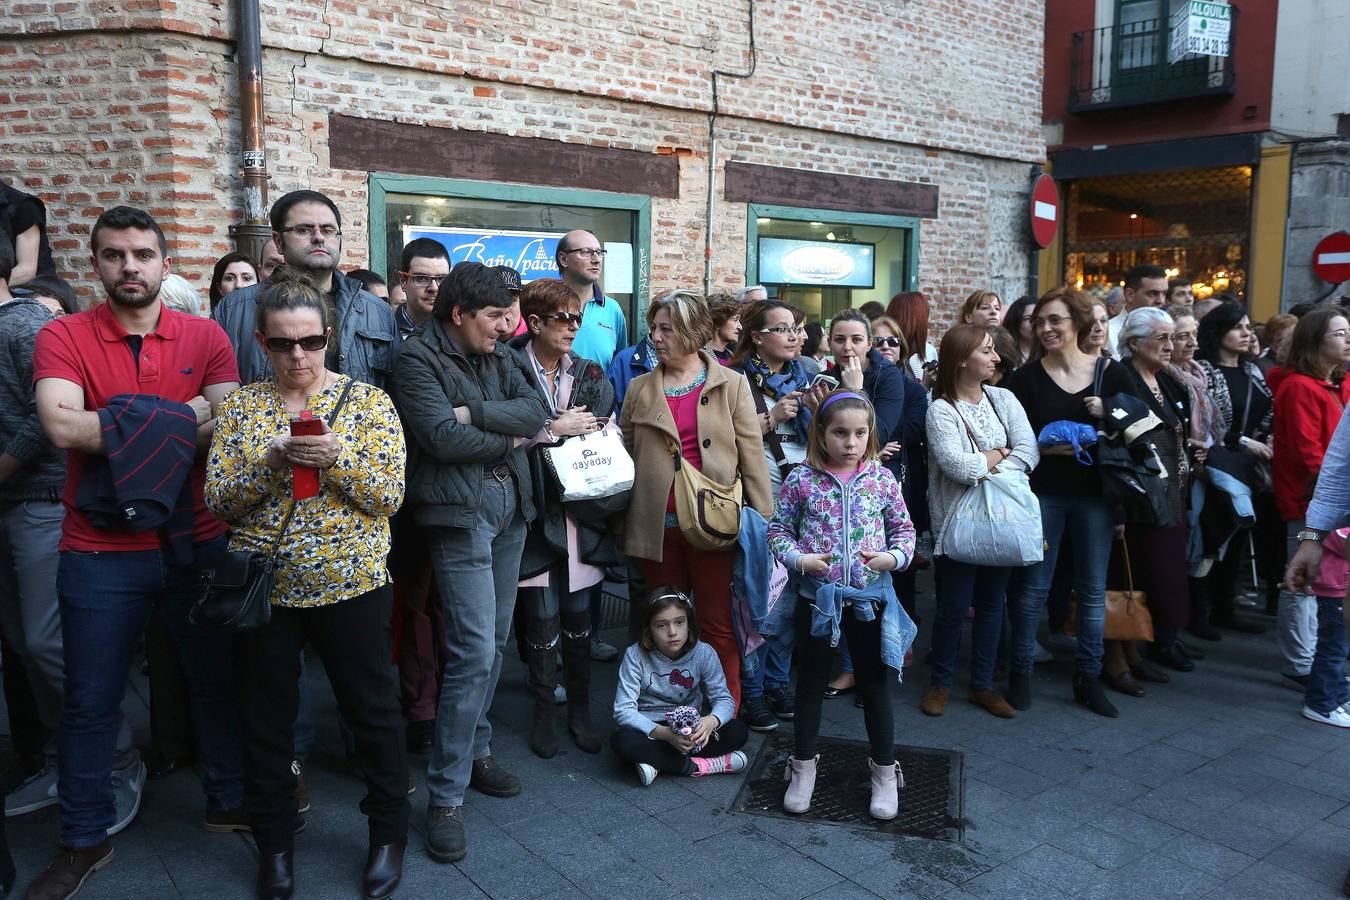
top-left (730, 732), bottom-right (964, 841)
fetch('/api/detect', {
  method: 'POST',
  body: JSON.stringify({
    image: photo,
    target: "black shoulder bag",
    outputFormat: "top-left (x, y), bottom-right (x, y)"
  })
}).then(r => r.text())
top-left (191, 379), bottom-right (355, 631)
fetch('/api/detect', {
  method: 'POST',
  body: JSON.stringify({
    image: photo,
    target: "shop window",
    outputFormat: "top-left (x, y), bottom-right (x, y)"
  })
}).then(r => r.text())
top-left (370, 175), bottom-right (651, 341)
top-left (1062, 165), bottom-right (1252, 301)
top-left (747, 208), bottom-right (917, 324)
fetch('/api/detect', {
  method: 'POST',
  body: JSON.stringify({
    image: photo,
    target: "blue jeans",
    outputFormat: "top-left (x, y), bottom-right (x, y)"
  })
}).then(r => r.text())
top-left (425, 476), bottom-right (527, 807)
top-left (930, 556), bottom-right (1011, 691)
top-left (1011, 494), bottom-right (1113, 676)
top-left (57, 536), bottom-right (244, 848)
top-left (1306, 595), bottom-right (1350, 715)
top-left (741, 630), bottom-right (793, 699)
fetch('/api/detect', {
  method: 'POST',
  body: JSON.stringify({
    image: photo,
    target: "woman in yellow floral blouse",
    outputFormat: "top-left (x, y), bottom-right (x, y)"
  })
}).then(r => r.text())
top-left (204, 268), bottom-right (409, 900)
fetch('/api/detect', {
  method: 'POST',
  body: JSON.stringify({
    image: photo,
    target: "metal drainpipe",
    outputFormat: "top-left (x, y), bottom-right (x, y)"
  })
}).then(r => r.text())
top-left (1027, 164), bottom-right (1043, 299)
top-left (229, 0), bottom-right (272, 264)
top-left (704, 1), bottom-right (757, 295)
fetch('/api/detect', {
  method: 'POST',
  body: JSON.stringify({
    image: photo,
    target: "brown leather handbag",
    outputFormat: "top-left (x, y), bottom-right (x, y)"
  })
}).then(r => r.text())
top-left (1064, 538), bottom-right (1154, 642)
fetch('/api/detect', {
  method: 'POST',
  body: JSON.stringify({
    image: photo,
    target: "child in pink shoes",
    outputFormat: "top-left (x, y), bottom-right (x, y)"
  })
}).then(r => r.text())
top-left (611, 589), bottom-right (749, 785)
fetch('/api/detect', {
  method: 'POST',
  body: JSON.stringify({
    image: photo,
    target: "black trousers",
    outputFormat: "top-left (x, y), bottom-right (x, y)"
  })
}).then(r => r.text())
top-left (146, 614), bottom-right (196, 762)
top-left (794, 595), bottom-right (895, 764)
top-left (234, 586), bottom-right (409, 853)
top-left (610, 719), bottom-right (749, 775)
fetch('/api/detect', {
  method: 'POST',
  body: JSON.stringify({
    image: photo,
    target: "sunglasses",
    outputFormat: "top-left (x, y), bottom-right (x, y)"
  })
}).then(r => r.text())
top-left (541, 312), bottom-right (583, 326)
top-left (265, 334), bottom-right (328, 353)
top-left (872, 336), bottom-right (903, 348)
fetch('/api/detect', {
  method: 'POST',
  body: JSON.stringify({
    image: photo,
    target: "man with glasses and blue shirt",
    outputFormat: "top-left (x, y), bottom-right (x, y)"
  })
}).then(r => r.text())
top-left (214, 189), bottom-right (400, 388)
top-left (557, 230), bottom-right (625, 371)
top-left (395, 238), bottom-right (451, 339)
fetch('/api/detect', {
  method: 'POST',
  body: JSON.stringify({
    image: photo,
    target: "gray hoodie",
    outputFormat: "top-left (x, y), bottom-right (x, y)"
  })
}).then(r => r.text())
top-left (612, 641), bottom-right (735, 735)
top-left (0, 297), bottom-right (64, 502)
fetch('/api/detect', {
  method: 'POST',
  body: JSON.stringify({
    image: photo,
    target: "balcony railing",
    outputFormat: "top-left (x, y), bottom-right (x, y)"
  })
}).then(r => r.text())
top-left (1068, 13), bottom-right (1237, 113)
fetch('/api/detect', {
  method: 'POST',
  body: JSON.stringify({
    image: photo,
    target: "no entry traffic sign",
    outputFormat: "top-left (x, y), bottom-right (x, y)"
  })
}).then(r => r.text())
top-left (1029, 174), bottom-right (1060, 249)
top-left (1312, 232), bottom-right (1350, 284)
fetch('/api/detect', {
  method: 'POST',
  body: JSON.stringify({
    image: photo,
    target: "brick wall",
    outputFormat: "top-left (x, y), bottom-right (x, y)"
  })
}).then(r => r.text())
top-left (2, 1), bottom-right (1045, 320)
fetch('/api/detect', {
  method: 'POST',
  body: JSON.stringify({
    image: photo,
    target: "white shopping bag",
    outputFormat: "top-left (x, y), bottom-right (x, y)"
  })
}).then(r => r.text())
top-left (542, 430), bottom-right (634, 502)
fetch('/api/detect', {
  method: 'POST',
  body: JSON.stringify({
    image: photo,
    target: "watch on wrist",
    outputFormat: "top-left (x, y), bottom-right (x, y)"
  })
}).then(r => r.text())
top-left (543, 419), bottom-right (559, 443)
top-left (1296, 528), bottom-right (1327, 544)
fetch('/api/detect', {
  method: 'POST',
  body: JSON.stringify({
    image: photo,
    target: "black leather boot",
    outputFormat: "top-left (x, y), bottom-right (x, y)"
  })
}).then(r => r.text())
top-left (524, 616), bottom-right (560, 759)
top-left (1006, 670), bottom-right (1032, 711)
top-left (561, 611), bottom-right (603, 753)
top-left (1186, 576), bottom-right (1222, 641)
top-left (362, 839), bottom-right (406, 899)
top-left (1073, 672), bottom-right (1119, 718)
top-left (256, 849), bottom-right (294, 900)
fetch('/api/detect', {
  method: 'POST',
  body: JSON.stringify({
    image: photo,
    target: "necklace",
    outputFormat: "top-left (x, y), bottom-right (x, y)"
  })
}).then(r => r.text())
top-left (664, 365), bottom-right (707, 398)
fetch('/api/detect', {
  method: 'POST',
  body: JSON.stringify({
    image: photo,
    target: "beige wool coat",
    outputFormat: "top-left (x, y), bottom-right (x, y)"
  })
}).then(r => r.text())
top-left (619, 351), bottom-right (773, 562)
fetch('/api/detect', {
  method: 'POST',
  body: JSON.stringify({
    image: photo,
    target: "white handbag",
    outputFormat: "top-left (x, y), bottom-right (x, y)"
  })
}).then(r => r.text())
top-left (542, 429), bottom-right (634, 502)
top-left (944, 467), bottom-right (1044, 567)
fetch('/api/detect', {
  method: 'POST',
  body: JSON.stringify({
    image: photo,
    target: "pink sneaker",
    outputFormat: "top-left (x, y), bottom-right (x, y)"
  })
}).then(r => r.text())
top-left (690, 751), bottom-right (748, 777)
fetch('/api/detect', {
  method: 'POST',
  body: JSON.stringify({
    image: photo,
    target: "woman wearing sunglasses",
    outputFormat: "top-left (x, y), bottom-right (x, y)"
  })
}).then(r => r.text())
top-left (507, 278), bottom-right (618, 759)
top-left (205, 268), bottom-right (410, 899)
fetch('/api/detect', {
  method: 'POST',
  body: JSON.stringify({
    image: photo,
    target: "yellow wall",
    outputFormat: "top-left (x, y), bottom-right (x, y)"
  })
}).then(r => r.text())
top-left (1249, 145), bottom-right (1292, 321)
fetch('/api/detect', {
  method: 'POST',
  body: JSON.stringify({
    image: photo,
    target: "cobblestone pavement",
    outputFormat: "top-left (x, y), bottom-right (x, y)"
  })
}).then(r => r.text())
top-left (5, 581), bottom-right (1348, 899)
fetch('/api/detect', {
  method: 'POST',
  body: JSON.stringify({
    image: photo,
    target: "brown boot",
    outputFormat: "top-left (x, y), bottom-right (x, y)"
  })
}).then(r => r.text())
top-left (969, 688), bottom-right (1016, 719)
top-left (26, 841), bottom-right (114, 900)
top-left (919, 685), bottom-right (949, 716)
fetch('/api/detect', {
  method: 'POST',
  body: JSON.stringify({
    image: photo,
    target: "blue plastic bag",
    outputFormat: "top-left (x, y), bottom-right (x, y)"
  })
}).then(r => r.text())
top-left (1037, 421), bottom-right (1097, 465)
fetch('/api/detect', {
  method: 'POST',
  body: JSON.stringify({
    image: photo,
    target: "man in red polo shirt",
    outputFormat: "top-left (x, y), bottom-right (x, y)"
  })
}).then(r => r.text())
top-left (26, 207), bottom-right (246, 900)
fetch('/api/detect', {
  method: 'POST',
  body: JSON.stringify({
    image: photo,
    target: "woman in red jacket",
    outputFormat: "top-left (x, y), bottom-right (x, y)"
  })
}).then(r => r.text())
top-left (1272, 307), bottom-right (1350, 689)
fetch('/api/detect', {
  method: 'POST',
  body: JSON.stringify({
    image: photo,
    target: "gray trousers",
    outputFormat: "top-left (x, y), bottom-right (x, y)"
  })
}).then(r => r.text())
top-left (0, 499), bottom-right (134, 763)
top-left (425, 476), bottom-right (526, 807)
top-left (1278, 519), bottom-right (1318, 676)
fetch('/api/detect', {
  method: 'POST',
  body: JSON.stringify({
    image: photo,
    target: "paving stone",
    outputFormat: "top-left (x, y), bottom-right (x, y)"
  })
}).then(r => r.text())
top-left (1154, 831), bottom-right (1258, 879)
top-left (968, 760), bottom-right (1056, 799)
top-left (1211, 859), bottom-right (1347, 900)
top-left (957, 864), bottom-right (1071, 899)
top-left (1075, 853), bottom-right (1223, 900)
top-left (795, 825), bottom-right (900, 878)
top-left (1080, 805), bottom-right (1185, 851)
top-left (1262, 820), bottom-right (1350, 887)
top-left (750, 848), bottom-right (848, 899)
top-left (1007, 844), bottom-right (1112, 895)
top-left (1048, 824), bottom-right (1148, 870)
top-left (847, 855), bottom-right (965, 899)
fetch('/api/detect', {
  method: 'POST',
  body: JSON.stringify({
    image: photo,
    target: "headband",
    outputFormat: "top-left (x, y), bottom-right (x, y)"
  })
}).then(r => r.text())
top-left (817, 391), bottom-right (870, 415)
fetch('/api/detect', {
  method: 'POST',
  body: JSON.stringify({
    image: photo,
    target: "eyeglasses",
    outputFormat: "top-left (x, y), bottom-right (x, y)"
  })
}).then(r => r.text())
top-left (401, 272), bottom-right (447, 289)
top-left (1031, 315), bottom-right (1070, 329)
top-left (756, 325), bottom-right (804, 336)
top-left (1328, 329), bottom-right (1350, 339)
top-left (264, 334), bottom-right (329, 353)
top-left (279, 224), bottom-right (341, 239)
top-left (872, 336), bottom-right (903, 348)
top-left (543, 311), bottom-right (583, 326)
top-left (563, 248), bottom-right (606, 260)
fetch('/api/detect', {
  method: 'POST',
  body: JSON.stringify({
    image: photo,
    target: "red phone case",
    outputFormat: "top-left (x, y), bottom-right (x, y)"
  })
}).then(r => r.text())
top-left (290, 412), bottom-right (322, 499)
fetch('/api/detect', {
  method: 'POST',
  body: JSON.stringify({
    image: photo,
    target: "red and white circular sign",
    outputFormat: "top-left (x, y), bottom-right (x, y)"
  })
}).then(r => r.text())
top-left (1029, 174), bottom-right (1060, 249)
top-left (1312, 232), bottom-right (1350, 284)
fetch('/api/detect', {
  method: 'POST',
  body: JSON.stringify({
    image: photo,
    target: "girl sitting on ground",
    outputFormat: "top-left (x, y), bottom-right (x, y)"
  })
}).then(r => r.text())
top-left (611, 589), bottom-right (749, 785)
top-left (768, 391), bottom-right (916, 820)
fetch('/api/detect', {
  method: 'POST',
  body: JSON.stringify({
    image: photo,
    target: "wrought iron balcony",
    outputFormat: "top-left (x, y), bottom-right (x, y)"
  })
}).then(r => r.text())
top-left (1068, 12), bottom-right (1237, 113)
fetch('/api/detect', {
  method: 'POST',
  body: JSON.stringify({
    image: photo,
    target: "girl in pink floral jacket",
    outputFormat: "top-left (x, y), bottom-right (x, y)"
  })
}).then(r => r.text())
top-left (767, 391), bottom-right (915, 822)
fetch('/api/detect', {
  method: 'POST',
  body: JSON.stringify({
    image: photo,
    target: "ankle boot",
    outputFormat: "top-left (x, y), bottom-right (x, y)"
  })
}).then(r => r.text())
top-left (1186, 577), bottom-right (1222, 641)
top-left (1007, 670), bottom-right (1032, 711)
top-left (783, 755), bottom-right (818, 814)
top-left (524, 617), bottom-right (560, 759)
top-left (561, 612), bottom-right (602, 754)
top-left (1072, 672), bottom-right (1119, 718)
top-left (256, 849), bottom-right (294, 900)
top-left (867, 758), bottom-right (903, 820)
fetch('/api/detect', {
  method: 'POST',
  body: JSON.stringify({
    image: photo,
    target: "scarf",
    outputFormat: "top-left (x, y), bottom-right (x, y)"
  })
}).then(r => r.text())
top-left (1167, 359), bottom-right (1224, 448)
top-left (741, 353), bottom-right (812, 444)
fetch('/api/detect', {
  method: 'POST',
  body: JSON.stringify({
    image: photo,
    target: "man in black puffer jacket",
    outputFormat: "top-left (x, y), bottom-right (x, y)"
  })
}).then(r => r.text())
top-left (391, 262), bottom-right (546, 866)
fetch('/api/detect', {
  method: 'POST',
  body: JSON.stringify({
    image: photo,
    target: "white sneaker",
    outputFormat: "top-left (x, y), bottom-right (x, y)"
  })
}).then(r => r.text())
top-left (590, 639), bottom-right (619, 662)
top-left (635, 763), bottom-right (658, 786)
top-left (108, 759), bottom-right (147, 836)
top-left (1302, 705), bottom-right (1350, 728)
top-left (5, 764), bottom-right (58, 816)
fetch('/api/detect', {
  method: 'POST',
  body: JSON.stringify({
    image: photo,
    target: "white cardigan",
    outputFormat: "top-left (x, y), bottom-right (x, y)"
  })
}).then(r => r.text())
top-left (926, 385), bottom-right (1039, 557)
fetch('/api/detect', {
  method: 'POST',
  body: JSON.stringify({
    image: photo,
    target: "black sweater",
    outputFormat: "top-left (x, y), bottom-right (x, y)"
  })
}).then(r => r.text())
top-left (1005, 357), bottom-right (1128, 498)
